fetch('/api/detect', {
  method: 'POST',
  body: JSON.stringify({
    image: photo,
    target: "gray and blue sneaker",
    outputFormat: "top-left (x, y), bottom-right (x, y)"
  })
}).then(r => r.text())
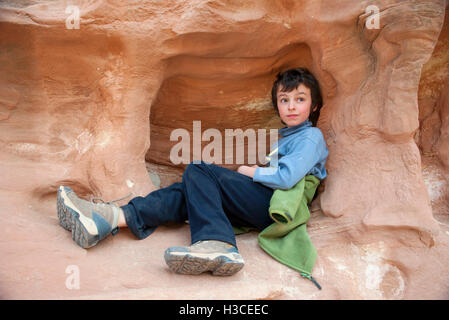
top-left (57, 186), bottom-right (121, 249)
top-left (164, 240), bottom-right (245, 276)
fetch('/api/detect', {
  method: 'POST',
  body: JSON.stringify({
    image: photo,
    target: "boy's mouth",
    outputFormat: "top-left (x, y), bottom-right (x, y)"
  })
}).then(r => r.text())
top-left (287, 114), bottom-right (298, 118)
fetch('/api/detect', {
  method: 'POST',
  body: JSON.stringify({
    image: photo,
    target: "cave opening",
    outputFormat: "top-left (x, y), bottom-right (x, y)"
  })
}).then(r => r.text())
top-left (145, 42), bottom-right (316, 188)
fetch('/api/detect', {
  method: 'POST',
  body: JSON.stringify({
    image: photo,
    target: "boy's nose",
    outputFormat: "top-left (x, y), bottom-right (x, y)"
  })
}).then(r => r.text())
top-left (288, 101), bottom-right (296, 110)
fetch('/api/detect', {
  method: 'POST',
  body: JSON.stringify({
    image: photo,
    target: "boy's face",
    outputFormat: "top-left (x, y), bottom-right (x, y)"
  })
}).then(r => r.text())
top-left (277, 83), bottom-right (316, 127)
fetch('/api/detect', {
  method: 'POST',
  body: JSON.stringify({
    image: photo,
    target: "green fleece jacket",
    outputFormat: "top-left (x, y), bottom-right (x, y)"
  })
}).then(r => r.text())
top-left (234, 174), bottom-right (321, 289)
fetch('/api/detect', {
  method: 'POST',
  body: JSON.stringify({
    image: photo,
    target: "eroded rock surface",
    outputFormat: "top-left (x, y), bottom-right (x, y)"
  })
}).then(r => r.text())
top-left (0, 0), bottom-right (448, 299)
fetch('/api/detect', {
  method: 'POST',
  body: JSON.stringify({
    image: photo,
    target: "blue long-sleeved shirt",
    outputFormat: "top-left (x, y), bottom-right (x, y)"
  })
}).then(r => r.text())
top-left (253, 119), bottom-right (328, 190)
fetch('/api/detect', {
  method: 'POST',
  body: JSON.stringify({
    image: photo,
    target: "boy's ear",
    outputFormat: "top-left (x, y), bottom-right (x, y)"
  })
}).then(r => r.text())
top-left (312, 106), bottom-right (318, 112)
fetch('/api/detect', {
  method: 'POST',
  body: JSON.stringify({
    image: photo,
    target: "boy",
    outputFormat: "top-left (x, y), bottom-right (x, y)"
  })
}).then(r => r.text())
top-left (57, 68), bottom-right (328, 276)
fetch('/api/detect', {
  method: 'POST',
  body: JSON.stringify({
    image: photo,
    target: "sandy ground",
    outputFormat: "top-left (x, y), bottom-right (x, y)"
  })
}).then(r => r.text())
top-left (0, 157), bottom-right (448, 300)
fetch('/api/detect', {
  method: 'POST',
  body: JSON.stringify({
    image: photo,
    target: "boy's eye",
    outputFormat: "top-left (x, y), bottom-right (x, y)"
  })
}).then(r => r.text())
top-left (280, 98), bottom-right (288, 103)
top-left (297, 97), bottom-right (305, 102)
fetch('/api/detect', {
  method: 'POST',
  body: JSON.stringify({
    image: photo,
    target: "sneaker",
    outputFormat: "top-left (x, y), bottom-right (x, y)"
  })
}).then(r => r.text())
top-left (164, 240), bottom-right (244, 276)
top-left (57, 186), bottom-right (122, 249)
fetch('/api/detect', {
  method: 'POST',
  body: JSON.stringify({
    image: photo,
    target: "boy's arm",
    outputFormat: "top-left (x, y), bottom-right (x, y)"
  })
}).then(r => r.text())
top-left (253, 137), bottom-right (323, 190)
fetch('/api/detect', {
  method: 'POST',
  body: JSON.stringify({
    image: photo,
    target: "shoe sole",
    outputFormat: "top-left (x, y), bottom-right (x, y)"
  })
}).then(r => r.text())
top-left (164, 251), bottom-right (244, 276)
top-left (57, 186), bottom-right (73, 231)
top-left (57, 186), bottom-right (100, 249)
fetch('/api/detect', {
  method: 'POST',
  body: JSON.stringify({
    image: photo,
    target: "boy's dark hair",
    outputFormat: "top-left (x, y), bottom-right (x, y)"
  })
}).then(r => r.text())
top-left (271, 68), bottom-right (323, 127)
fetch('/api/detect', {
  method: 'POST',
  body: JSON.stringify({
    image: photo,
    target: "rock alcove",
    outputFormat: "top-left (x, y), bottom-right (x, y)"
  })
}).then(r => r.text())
top-left (0, 0), bottom-right (448, 299)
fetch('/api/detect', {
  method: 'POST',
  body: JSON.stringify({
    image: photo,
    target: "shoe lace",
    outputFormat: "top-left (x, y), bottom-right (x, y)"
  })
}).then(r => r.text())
top-left (90, 191), bottom-right (134, 205)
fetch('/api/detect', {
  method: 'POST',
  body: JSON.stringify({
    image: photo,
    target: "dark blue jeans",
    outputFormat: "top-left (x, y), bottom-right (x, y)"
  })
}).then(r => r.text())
top-left (120, 161), bottom-right (274, 247)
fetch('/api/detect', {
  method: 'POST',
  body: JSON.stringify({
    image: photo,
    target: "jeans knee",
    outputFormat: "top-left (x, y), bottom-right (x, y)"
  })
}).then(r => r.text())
top-left (186, 161), bottom-right (208, 170)
top-left (184, 161), bottom-right (212, 180)
top-left (186, 161), bottom-right (200, 171)
top-left (184, 161), bottom-right (201, 178)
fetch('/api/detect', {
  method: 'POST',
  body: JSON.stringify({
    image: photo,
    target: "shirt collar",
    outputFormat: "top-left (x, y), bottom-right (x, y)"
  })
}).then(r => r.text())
top-left (279, 119), bottom-right (312, 137)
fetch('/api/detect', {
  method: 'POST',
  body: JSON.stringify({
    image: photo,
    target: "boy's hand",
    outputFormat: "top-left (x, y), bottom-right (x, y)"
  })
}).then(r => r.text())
top-left (237, 165), bottom-right (259, 178)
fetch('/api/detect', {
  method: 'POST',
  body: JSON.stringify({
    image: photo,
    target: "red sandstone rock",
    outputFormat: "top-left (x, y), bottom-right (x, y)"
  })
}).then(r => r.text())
top-left (435, 78), bottom-right (449, 170)
top-left (0, 0), bottom-right (448, 299)
top-left (418, 5), bottom-right (449, 165)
